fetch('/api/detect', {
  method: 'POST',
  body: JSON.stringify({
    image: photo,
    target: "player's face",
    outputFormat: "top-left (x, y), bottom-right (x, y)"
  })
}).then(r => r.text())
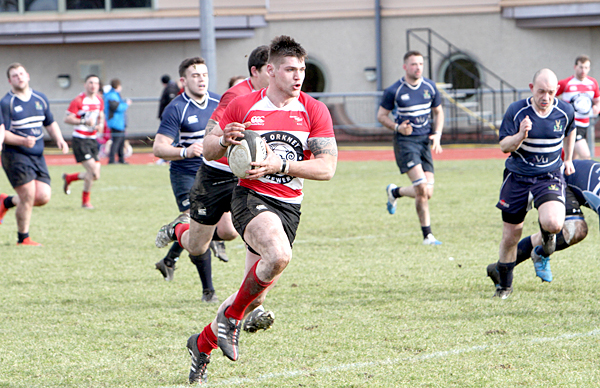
top-left (84, 77), bottom-right (100, 96)
top-left (182, 63), bottom-right (209, 99)
top-left (8, 66), bottom-right (30, 92)
top-left (270, 56), bottom-right (305, 98)
top-left (530, 77), bottom-right (557, 113)
top-left (574, 60), bottom-right (590, 80)
top-left (403, 55), bottom-right (423, 82)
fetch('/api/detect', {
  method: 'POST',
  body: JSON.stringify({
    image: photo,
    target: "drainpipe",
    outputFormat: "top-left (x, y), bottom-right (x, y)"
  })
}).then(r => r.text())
top-left (200, 0), bottom-right (218, 93)
top-left (375, 0), bottom-right (382, 91)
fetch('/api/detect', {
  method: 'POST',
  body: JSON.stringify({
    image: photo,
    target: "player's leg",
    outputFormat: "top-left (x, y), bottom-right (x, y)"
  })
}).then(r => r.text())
top-left (14, 180), bottom-right (50, 246)
top-left (182, 220), bottom-right (219, 303)
top-left (80, 158), bottom-right (100, 208)
top-left (495, 219), bottom-right (524, 299)
top-left (210, 211), bottom-right (238, 263)
top-left (406, 165), bottom-right (441, 245)
top-left (573, 126), bottom-right (591, 160)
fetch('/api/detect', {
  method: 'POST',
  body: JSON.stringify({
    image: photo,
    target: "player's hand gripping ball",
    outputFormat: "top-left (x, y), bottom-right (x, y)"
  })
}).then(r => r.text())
top-left (227, 130), bottom-right (268, 178)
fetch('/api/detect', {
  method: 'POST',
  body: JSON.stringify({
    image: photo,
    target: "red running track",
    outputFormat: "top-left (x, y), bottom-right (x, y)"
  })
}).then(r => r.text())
top-left (42, 146), bottom-right (509, 165)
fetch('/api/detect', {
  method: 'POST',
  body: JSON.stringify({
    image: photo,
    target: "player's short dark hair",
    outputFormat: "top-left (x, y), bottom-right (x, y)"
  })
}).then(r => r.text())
top-left (575, 55), bottom-right (591, 65)
top-left (268, 36), bottom-right (307, 67)
top-left (248, 45), bottom-right (269, 75)
top-left (161, 74), bottom-right (170, 84)
top-left (110, 78), bottom-right (121, 89)
top-left (403, 51), bottom-right (423, 62)
top-left (6, 62), bottom-right (25, 79)
top-left (178, 57), bottom-right (206, 77)
top-left (85, 74), bottom-right (99, 82)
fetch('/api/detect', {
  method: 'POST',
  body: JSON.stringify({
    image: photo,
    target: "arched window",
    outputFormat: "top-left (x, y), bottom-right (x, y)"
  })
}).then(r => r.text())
top-left (302, 60), bottom-right (327, 94)
top-left (439, 54), bottom-right (481, 99)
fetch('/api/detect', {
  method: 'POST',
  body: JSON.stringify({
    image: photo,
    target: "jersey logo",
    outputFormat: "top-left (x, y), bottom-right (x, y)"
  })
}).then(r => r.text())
top-left (570, 85), bottom-right (578, 91)
top-left (14, 105), bottom-right (22, 113)
top-left (423, 90), bottom-right (431, 99)
top-left (187, 115), bottom-right (199, 124)
top-left (401, 94), bottom-right (410, 101)
top-left (251, 116), bottom-right (265, 125)
top-left (535, 155), bottom-right (549, 164)
top-left (548, 184), bottom-right (559, 191)
top-left (35, 101), bottom-right (42, 110)
top-left (289, 115), bottom-right (304, 125)
top-left (554, 120), bottom-right (563, 132)
top-left (262, 131), bottom-right (304, 184)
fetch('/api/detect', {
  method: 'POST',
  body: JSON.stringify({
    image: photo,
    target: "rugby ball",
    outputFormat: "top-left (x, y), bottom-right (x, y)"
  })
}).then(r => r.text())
top-left (227, 130), bottom-right (267, 178)
top-left (571, 93), bottom-right (593, 115)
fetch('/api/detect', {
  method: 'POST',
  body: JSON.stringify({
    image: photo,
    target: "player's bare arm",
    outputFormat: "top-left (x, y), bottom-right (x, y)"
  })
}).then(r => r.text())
top-left (377, 107), bottom-right (412, 136)
top-left (46, 122), bottom-right (69, 154)
top-left (500, 115), bottom-right (531, 153)
top-left (592, 97), bottom-right (600, 116)
top-left (563, 129), bottom-right (577, 176)
top-left (429, 105), bottom-right (444, 154)
top-left (203, 121), bottom-right (249, 161)
top-left (3, 131), bottom-right (36, 148)
top-left (96, 111), bottom-right (105, 133)
top-left (248, 136), bottom-right (337, 181)
top-left (153, 133), bottom-right (203, 160)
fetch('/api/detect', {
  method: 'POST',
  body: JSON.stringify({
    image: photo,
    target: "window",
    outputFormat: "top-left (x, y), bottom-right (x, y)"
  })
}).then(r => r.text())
top-left (439, 53), bottom-right (481, 99)
top-left (0, 0), bottom-right (150, 12)
top-left (301, 61), bottom-right (327, 94)
top-left (67, 0), bottom-right (104, 10)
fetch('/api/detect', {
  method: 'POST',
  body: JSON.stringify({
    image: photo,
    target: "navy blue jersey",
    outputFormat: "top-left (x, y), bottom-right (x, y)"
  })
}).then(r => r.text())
top-left (499, 97), bottom-right (574, 176)
top-left (380, 76), bottom-right (442, 136)
top-left (156, 91), bottom-right (220, 175)
top-left (566, 159), bottom-right (600, 206)
top-left (0, 90), bottom-right (54, 156)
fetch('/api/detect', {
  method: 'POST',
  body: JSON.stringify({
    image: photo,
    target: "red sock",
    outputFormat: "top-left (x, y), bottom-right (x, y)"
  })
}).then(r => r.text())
top-left (174, 223), bottom-right (189, 245)
top-left (197, 323), bottom-right (218, 355)
top-left (225, 261), bottom-right (273, 320)
top-left (82, 191), bottom-right (90, 204)
top-left (66, 173), bottom-right (80, 184)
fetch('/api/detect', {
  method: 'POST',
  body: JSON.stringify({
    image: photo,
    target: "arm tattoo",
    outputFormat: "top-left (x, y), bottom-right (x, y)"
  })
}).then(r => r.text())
top-left (308, 137), bottom-right (338, 157)
top-left (205, 119), bottom-right (218, 136)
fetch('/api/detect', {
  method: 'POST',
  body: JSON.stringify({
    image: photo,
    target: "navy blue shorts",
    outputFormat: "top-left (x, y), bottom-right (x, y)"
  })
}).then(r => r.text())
top-left (169, 167), bottom-right (196, 212)
top-left (189, 163), bottom-right (238, 225)
top-left (1, 150), bottom-right (51, 188)
top-left (393, 134), bottom-right (434, 174)
top-left (497, 168), bottom-right (565, 224)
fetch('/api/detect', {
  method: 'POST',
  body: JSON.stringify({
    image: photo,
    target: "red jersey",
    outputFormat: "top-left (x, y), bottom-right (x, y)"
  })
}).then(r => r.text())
top-left (556, 75), bottom-right (600, 128)
top-left (67, 93), bottom-right (104, 139)
top-left (204, 78), bottom-right (255, 172)
top-left (219, 89), bottom-right (334, 204)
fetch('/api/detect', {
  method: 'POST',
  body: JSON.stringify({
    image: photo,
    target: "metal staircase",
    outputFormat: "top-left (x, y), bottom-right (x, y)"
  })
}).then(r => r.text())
top-left (407, 28), bottom-right (520, 142)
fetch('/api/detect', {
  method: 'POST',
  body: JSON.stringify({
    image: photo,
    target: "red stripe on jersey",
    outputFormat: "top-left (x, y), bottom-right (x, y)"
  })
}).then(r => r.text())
top-left (240, 179), bottom-right (303, 202)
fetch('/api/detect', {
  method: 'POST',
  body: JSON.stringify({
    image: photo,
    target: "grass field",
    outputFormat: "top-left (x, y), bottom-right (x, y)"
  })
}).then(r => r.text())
top-left (1, 158), bottom-right (599, 387)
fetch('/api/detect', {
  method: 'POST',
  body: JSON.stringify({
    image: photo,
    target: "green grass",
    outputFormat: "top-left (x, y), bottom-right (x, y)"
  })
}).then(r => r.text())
top-left (1, 159), bottom-right (599, 387)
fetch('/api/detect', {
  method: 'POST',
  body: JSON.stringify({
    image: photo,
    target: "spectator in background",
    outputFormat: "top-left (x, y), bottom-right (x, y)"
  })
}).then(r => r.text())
top-left (104, 78), bottom-right (131, 164)
top-left (158, 74), bottom-right (180, 120)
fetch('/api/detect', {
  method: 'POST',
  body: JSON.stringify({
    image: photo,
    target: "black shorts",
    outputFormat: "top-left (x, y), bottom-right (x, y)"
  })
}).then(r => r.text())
top-left (189, 163), bottom-right (238, 225)
top-left (230, 185), bottom-right (301, 254)
top-left (72, 137), bottom-right (99, 163)
top-left (1, 150), bottom-right (51, 188)
top-left (497, 168), bottom-right (565, 224)
top-left (393, 134), bottom-right (434, 174)
top-left (565, 186), bottom-right (583, 217)
top-left (575, 126), bottom-right (587, 142)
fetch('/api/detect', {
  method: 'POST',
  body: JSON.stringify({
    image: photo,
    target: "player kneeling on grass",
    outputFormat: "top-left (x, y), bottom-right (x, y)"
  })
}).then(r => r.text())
top-left (184, 35), bottom-right (338, 384)
top-left (487, 159), bottom-right (600, 286)
top-left (62, 74), bottom-right (104, 209)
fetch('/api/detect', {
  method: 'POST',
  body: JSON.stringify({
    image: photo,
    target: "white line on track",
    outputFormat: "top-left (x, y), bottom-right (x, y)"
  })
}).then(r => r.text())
top-left (162, 328), bottom-right (600, 387)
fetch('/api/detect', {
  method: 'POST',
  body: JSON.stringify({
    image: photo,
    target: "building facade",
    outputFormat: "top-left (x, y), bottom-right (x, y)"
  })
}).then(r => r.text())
top-left (1, 0), bottom-right (599, 137)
